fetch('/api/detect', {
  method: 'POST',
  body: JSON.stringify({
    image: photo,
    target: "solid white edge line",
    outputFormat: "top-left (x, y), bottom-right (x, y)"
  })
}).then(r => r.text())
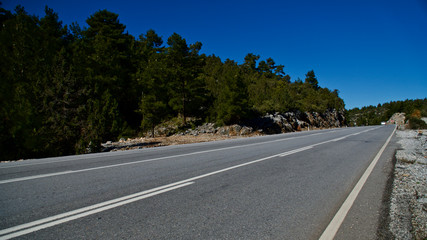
top-left (0, 182), bottom-right (194, 240)
top-left (0, 126), bottom-right (380, 239)
top-left (0, 142), bottom-right (326, 238)
top-left (0, 129), bottom-right (347, 184)
top-left (0, 145), bottom-right (312, 238)
top-left (318, 125), bottom-right (396, 240)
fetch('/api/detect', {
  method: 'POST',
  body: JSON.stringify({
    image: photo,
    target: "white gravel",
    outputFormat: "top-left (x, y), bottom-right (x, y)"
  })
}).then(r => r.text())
top-left (390, 130), bottom-right (427, 240)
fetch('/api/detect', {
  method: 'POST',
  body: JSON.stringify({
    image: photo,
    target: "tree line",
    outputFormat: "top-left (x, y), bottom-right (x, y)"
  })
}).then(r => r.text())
top-left (0, 6), bottom-right (345, 160)
top-left (346, 99), bottom-right (427, 128)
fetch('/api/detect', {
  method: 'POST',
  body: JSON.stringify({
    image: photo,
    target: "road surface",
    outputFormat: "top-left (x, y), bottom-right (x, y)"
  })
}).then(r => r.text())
top-left (0, 125), bottom-right (396, 239)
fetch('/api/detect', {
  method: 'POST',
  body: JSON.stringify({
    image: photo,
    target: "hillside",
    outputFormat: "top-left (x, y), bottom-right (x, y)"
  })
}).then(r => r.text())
top-left (0, 6), bottom-right (344, 161)
top-left (346, 99), bottom-right (427, 128)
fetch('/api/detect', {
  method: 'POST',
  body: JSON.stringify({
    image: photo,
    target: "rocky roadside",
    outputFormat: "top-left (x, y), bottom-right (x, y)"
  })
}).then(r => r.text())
top-left (101, 110), bottom-right (345, 152)
top-left (389, 130), bottom-right (427, 240)
top-left (101, 129), bottom-right (262, 152)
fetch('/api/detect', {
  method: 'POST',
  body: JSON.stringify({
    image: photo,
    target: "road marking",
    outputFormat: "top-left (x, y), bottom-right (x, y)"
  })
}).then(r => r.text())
top-left (0, 130), bottom-right (339, 169)
top-left (0, 171), bottom-right (74, 184)
top-left (0, 144), bottom-right (318, 239)
top-left (279, 146), bottom-right (313, 157)
top-left (0, 140), bottom-right (326, 239)
top-left (0, 126), bottom-right (382, 239)
top-left (0, 128), bottom-right (379, 185)
top-left (0, 181), bottom-right (194, 240)
top-left (0, 129), bottom-right (350, 184)
top-left (318, 125), bottom-right (396, 240)
top-left (332, 136), bottom-right (346, 142)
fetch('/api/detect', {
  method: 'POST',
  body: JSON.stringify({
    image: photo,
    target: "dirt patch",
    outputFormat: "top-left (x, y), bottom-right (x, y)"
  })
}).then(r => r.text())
top-left (102, 132), bottom-right (263, 152)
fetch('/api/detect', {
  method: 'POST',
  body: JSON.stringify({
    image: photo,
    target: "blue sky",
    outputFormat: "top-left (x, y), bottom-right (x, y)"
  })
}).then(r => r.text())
top-left (3, 0), bottom-right (427, 109)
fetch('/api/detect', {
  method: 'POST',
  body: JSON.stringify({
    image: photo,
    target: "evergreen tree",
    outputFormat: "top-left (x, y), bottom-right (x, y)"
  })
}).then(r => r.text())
top-left (0, 4), bottom-right (349, 160)
top-left (304, 70), bottom-right (319, 90)
top-left (81, 10), bottom-right (135, 143)
top-left (135, 30), bottom-right (169, 136)
top-left (38, 48), bottom-right (86, 155)
top-left (0, 6), bottom-right (44, 159)
top-left (202, 59), bottom-right (249, 125)
top-left (166, 33), bottom-right (205, 125)
top-left (243, 53), bottom-right (259, 71)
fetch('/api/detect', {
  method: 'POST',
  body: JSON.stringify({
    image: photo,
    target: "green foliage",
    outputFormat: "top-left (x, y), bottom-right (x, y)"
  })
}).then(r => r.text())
top-left (83, 10), bottom-right (137, 126)
top-left (165, 33), bottom-right (206, 125)
top-left (37, 48), bottom-right (85, 156)
top-left (347, 99), bottom-right (427, 126)
top-left (137, 51), bottom-right (170, 136)
top-left (304, 70), bottom-right (319, 90)
top-left (0, 5), bottom-right (66, 159)
top-left (407, 117), bottom-right (427, 129)
top-left (0, 5), bottom-right (346, 160)
top-left (84, 90), bottom-right (121, 151)
top-left (202, 58), bottom-right (249, 125)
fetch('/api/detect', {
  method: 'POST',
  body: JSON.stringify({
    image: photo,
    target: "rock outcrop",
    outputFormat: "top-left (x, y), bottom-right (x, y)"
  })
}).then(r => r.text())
top-left (176, 123), bottom-right (255, 137)
top-left (170, 110), bottom-right (346, 137)
top-left (388, 113), bottom-right (406, 130)
top-left (102, 110), bottom-right (346, 151)
top-left (245, 109), bottom-right (345, 134)
top-left (146, 110), bottom-right (347, 138)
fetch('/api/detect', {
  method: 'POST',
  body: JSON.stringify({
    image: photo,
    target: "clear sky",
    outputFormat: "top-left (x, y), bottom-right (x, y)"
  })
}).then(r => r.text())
top-left (3, 0), bottom-right (427, 109)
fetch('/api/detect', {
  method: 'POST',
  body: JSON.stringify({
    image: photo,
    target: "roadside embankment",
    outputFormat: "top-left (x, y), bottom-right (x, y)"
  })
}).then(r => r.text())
top-left (102, 110), bottom-right (345, 152)
top-left (390, 130), bottom-right (427, 239)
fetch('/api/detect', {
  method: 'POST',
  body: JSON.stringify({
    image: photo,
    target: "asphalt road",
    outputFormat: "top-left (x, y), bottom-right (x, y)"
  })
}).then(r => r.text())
top-left (0, 125), bottom-right (396, 239)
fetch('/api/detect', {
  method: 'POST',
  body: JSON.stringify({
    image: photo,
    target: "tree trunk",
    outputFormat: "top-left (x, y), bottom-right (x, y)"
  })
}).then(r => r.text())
top-left (182, 80), bottom-right (186, 126)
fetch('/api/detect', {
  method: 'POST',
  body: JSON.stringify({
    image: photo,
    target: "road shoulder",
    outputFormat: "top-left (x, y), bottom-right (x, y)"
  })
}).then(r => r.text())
top-left (334, 135), bottom-right (398, 240)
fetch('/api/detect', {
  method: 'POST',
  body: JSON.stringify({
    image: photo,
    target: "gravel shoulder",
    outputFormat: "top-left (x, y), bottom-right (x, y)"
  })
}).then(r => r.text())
top-left (389, 130), bottom-right (427, 240)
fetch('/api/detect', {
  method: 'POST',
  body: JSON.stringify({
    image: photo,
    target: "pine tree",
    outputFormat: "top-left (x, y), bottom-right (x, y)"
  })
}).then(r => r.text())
top-left (166, 33), bottom-right (205, 125)
top-left (80, 10), bottom-right (134, 146)
top-left (0, 6), bottom-right (45, 159)
top-left (135, 30), bottom-right (169, 136)
top-left (304, 70), bottom-right (319, 90)
top-left (205, 59), bottom-right (249, 125)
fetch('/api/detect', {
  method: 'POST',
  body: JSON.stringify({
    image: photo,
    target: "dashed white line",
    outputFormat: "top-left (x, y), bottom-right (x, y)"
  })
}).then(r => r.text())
top-left (0, 130), bottom-right (337, 169)
top-left (0, 126), bottom-right (382, 239)
top-left (0, 143), bottom-right (317, 239)
top-left (0, 130), bottom-right (345, 184)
